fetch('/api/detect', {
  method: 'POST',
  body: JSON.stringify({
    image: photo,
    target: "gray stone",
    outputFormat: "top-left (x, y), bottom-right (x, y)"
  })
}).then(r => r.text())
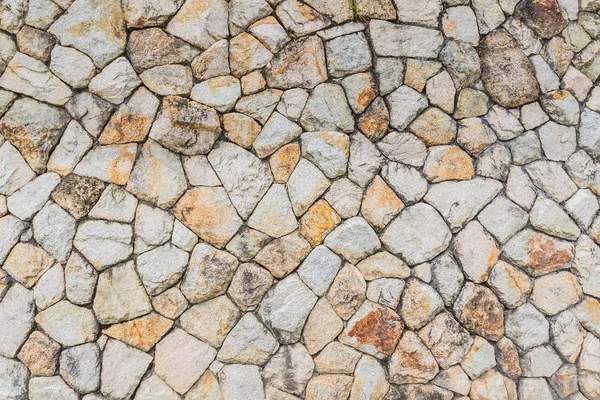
top-left (65, 252), bottom-right (97, 306)
top-left (248, 184), bottom-right (297, 238)
top-left (253, 111), bottom-right (302, 158)
top-left (439, 40), bottom-right (482, 90)
top-left (0, 356), bottom-right (28, 400)
top-left (33, 201), bottom-right (76, 264)
top-left (287, 158), bottom-right (331, 216)
top-left (166, 0), bottom-right (228, 49)
top-left (377, 131), bottom-right (427, 167)
top-left (101, 339), bottom-right (153, 400)
top-left (478, 196), bottom-right (529, 244)
top-left (29, 376), bottom-right (78, 400)
top-left (257, 274), bottom-right (318, 344)
top-left (0, 52), bottom-right (72, 105)
top-left (7, 173), bottom-right (60, 221)
top-left (505, 303), bottom-right (550, 350)
top-left (209, 142), bottom-right (273, 219)
top-left (325, 32), bottom-right (371, 78)
top-left (137, 244), bottom-right (189, 295)
top-left (382, 203), bottom-right (451, 265)
top-left (348, 132), bottom-right (383, 188)
top-left (526, 160), bottom-right (578, 202)
top-left (50, 46), bottom-right (96, 89)
top-left (0, 284), bottom-right (34, 358)
top-left (300, 83), bottom-right (354, 132)
top-left (431, 253), bottom-right (464, 307)
top-left (574, 235), bottom-right (600, 298)
top-left (48, 0), bottom-right (126, 67)
top-left (0, 143), bottom-right (35, 196)
top-left (74, 220), bottom-right (132, 270)
top-left (324, 217), bottom-right (380, 264)
top-left (219, 364), bottom-right (265, 400)
top-left (217, 312), bottom-right (278, 365)
top-left (47, 121), bottom-right (93, 176)
top-left (387, 85), bottom-right (428, 130)
top-left (59, 343), bottom-right (100, 394)
top-left (88, 57), bottom-right (142, 104)
top-left (509, 131), bottom-right (542, 165)
top-left (530, 196), bottom-right (581, 240)
top-left (369, 20), bottom-right (443, 58)
top-left (191, 76), bottom-right (241, 113)
top-left (298, 246), bottom-right (342, 296)
top-left (263, 344), bottom-right (314, 395)
top-left (35, 300), bottom-right (98, 346)
top-left (580, 108), bottom-right (600, 159)
top-left (65, 92), bottom-right (115, 138)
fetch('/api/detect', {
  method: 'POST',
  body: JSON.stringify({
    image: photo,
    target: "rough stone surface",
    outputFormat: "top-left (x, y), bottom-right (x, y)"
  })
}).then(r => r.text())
top-left (0, 2), bottom-right (595, 397)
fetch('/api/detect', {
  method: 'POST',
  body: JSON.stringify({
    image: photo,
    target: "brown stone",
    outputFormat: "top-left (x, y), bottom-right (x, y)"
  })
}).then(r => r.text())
top-left (409, 107), bottom-right (457, 146)
top-left (479, 29), bottom-right (540, 108)
top-left (388, 331), bottom-right (439, 384)
top-left (505, 230), bottom-right (575, 276)
top-left (361, 176), bottom-right (404, 231)
top-left (254, 231), bottom-right (311, 278)
top-left (496, 337), bottom-right (522, 379)
top-left (339, 300), bottom-right (404, 359)
top-left (356, 0), bottom-right (396, 19)
top-left (17, 331), bottom-right (61, 376)
top-left (299, 200), bottom-right (342, 247)
top-left (358, 97), bottom-right (390, 141)
top-left (16, 26), bottom-right (56, 61)
top-left (51, 174), bottom-right (105, 219)
top-left (173, 187), bottom-right (243, 248)
top-left (265, 36), bottom-right (327, 89)
top-left (423, 145), bottom-right (474, 182)
top-left (126, 27), bottom-right (200, 71)
top-left (270, 143), bottom-right (301, 183)
top-left (223, 113), bottom-right (262, 149)
top-left (454, 283), bottom-right (505, 341)
top-left (103, 313), bottom-right (173, 351)
top-left (515, 0), bottom-right (569, 39)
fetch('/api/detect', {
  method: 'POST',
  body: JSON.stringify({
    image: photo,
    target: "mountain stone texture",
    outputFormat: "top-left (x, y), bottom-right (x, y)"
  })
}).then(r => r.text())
top-left (0, 0), bottom-right (600, 398)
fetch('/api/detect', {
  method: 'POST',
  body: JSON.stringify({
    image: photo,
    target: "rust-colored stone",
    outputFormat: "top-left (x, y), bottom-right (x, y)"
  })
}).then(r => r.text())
top-left (455, 283), bottom-right (505, 341)
top-left (358, 97), bottom-right (390, 141)
top-left (270, 143), bottom-right (301, 183)
top-left (525, 232), bottom-right (574, 275)
top-left (17, 331), bottom-right (61, 376)
top-left (104, 313), bottom-right (173, 351)
top-left (423, 145), bottom-right (474, 182)
top-left (299, 200), bottom-right (341, 247)
top-left (342, 301), bottom-right (403, 358)
top-left (515, 0), bottom-right (569, 38)
top-left (361, 176), bottom-right (404, 231)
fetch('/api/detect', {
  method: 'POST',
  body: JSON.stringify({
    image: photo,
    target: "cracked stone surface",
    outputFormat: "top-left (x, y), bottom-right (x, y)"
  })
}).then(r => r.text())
top-left (1, 0), bottom-right (600, 399)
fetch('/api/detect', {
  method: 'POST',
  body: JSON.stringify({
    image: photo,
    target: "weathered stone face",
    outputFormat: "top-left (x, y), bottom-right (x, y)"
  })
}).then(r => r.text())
top-left (0, 0), bottom-right (596, 396)
top-left (479, 29), bottom-right (539, 108)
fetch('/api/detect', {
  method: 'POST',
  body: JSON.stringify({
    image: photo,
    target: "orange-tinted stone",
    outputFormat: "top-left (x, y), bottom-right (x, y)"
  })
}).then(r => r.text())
top-left (104, 313), bottom-right (173, 351)
top-left (270, 143), bottom-right (301, 183)
top-left (299, 200), bottom-right (342, 247)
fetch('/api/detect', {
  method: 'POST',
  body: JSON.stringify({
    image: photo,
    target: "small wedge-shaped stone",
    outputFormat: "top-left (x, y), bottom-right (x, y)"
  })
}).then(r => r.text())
top-left (218, 312), bottom-right (279, 365)
top-left (0, 52), bottom-right (72, 105)
top-left (301, 131), bottom-right (350, 179)
top-left (104, 313), bottom-right (172, 352)
top-left (265, 36), bottom-right (328, 89)
top-left (248, 184), bottom-right (298, 238)
top-left (127, 140), bottom-right (187, 209)
top-left (253, 111), bottom-right (302, 158)
top-left (503, 229), bottom-right (574, 276)
top-left (339, 300), bottom-right (403, 359)
top-left (574, 235), bottom-right (600, 298)
top-left (388, 331), bottom-right (439, 384)
top-left (452, 221), bottom-right (500, 283)
top-left (173, 187), bottom-right (242, 248)
top-left (418, 312), bottom-right (473, 369)
top-left (150, 96), bottom-right (221, 155)
top-left (137, 243), bottom-right (189, 295)
top-left (166, 0), bottom-right (228, 50)
top-left (479, 29), bottom-right (539, 108)
top-left (88, 57), bottom-right (142, 104)
top-left (208, 142), bottom-right (273, 219)
top-left (180, 243), bottom-right (239, 303)
top-left (48, 0), bottom-right (127, 68)
top-left (35, 300), bottom-right (98, 346)
top-left (530, 196), bottom-right (581, 240)
top-left (400, 279), bottom-right (445, 330)
top-left (0, 143), bottom-right (35, 196)
top-left (33, 201), bottom-right (77, 264)
top-left (0, 284), bottom-right (34, 358)
top-left (93, 261), bottom-right (152, 324)
top-left (99, 87), bottom-right (160, 145)
top-left (287, 158), bottom-right (331, 216)
top-left (0, 97), bottom-right (70, 172)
